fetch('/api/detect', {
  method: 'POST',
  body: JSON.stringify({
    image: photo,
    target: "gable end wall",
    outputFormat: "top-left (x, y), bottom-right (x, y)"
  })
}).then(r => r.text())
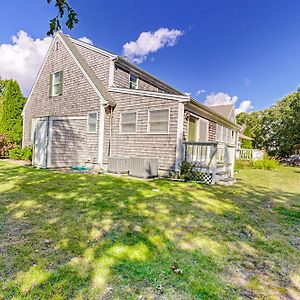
top-left (23, 37), bottom-right (105, 165)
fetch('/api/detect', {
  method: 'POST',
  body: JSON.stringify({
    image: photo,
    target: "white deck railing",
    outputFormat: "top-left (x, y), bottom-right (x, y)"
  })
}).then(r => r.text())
top-left (236, 148), bottom-right (264, 160)
top-left (183, 141), bottom-right (236, 183)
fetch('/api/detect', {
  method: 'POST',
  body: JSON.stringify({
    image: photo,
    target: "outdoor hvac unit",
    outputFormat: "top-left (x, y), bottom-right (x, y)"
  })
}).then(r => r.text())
top-left (108, 157), bottom-right (129, 174)
top-left (129, 157), bottom-right (158, 178)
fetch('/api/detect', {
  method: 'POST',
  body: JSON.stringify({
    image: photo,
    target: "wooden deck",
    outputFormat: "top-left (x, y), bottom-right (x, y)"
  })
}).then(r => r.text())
top-left (182, 141), bottom-right (236, 184)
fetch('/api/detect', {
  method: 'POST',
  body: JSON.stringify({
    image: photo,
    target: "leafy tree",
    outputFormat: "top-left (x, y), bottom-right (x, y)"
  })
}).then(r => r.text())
top-left (0, 80), bottom-right (26, 145)
top-left (236, 91), bottom-right (300, 156)
top-left (46, 0), bottom-right (79, 35)
top-left (236, 112), bottom-right (261, 149)
top-left (0, 78), bottom-right (7, 96)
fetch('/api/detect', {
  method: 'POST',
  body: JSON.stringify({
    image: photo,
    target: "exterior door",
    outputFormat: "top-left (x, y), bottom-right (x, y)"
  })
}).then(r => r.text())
top-left (33, 117), bottom-right (49, 168)
top-left (188, 117), bottom-right (197, 141)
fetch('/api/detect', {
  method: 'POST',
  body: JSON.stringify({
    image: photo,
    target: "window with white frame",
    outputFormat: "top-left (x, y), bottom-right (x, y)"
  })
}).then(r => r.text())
top-left (216, 124), bottom-right (223, 141)
top-left (199, 118), bottom-right (208, 141)
top-left (148, 109), bottom-right (169, 134)
top-left (87, 113), bottom-right (97, 133)
top-left (129, 74), bottom-right (138, 89)
top-left (223, 127), bottom-right (228, 143)
top-left (50, 71), bottom-right (63, 96)
top-left (120, 112), bottom-right (137, 133)
top-left (231, 130), bottom-right (235, 144)
top-left (157, 87), bottom-right (165, 93)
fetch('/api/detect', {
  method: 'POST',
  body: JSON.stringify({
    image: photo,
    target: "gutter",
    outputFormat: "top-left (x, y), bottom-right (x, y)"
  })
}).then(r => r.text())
top-left (187, 98), bottom-right (241, 130)
top-left (115, 56), bottom-right (184, 96)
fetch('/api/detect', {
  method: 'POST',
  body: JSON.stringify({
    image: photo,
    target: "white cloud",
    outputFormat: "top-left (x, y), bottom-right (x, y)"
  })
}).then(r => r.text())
top-left (0, 31), bottom-right (52, 96)
top-left (235, 100), bottom-right (253, 114)
top-left (196, 89), bottom-right (206, 96)
top-left (204, 92), bottom-right (253, 114)
top-left (123, 27), bottom-right (183, 64)
top-left (0, 31), bottom-right (94, 96)
top-left (204, 92), bottom-right (238, 106)
top-left (78, 37), bottom-right (93, 45)
top-left (184, 92), bottom-right (191, 96)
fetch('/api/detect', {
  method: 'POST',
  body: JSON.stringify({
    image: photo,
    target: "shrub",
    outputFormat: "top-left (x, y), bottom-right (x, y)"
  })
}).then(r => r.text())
top-left (251, 156), bottom-right (279, 170)
top-left (0, 133), bottom-right (14, 158)
top-left (8, 146), bottom-right (32, 161)
top-left (180, 161), bottom-right (203, 182)
top-left (234, 159), bottom-right (251, 172)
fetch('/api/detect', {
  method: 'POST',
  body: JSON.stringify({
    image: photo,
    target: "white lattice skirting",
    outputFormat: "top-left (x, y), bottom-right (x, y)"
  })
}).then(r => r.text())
top-left (198, 173), bottom-right (213, 184)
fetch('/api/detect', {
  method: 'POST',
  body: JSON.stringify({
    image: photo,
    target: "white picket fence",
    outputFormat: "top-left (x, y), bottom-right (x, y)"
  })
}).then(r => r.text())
top-left (236, 148), bottom-right (264, 160)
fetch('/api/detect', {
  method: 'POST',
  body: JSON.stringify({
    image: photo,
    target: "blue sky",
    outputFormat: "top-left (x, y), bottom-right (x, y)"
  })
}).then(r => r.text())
top-left (1, 0), bottom-right (300, 112)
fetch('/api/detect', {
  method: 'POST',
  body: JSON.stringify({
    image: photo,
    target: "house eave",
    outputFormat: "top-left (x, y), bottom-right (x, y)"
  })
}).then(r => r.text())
top-left (186, 99), bottom-right (241, 130)
top-left (108, 86), bottom-right (190, 102)
top-left (115, 57), bottom-right (183, 96)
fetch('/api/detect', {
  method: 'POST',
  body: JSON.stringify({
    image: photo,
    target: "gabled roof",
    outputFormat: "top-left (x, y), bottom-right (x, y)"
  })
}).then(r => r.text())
top-left (209, 104), bottom-right (234, 119)
top-left (59, 32), bottom-right (116, 107)
top-left (22, 32), bottom-right (116, 116)
top-left (69, 36), bottom-right (183, 96)
top-left (67, 35), bottom-right (239, 128)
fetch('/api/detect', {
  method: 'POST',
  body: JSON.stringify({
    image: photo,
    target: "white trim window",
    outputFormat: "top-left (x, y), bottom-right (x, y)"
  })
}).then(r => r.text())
top-left (199, 118), bottom-right (208, 141)
top-left (129, 73), bottom-right (138, 89)
top-left (120, 112), bottom-right (137, 134)
top-left (50, 71), bottom-right (63, 96)
top-left (231, 130), bottom-right (235, 144)
top-left (148, 109), bottom-right (170, 134)
top-left (87, 112), bottom-right (97, 133)
top-left (216, 124), bottom-right (223, 142)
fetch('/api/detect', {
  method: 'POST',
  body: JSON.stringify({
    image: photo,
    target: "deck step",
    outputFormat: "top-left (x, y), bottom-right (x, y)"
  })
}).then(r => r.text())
top-left (216, 170), bottom-right (230, 176)
top-left (217, 177), bottom-right (235, 186)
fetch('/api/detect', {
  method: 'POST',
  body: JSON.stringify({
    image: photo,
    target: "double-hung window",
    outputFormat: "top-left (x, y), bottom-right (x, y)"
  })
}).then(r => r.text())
top-left (129, 74), bottom-right (138, 89)
top-left (148, 109), bottom-right (169, 134)
top-left (87, 113), bottom-right (97, 133)
top-left (216, 124), bottom-right (223, 141)
top-left (50, 71), bottom-right (63, 96)
top-left (120, 112), bottom-right (137, 133)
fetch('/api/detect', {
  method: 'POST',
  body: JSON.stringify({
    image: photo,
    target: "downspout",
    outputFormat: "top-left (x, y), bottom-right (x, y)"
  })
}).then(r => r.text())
top-left (109, 105), bottom-right (113, 157)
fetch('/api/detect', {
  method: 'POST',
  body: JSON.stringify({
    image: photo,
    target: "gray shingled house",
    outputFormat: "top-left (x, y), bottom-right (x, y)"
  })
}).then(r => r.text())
top-left (22, 32), bottom-right (240, 184)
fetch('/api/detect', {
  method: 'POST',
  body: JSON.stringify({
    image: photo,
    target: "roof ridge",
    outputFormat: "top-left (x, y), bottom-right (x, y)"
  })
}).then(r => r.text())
top-left (69, 36), bottom-right (117, 58)
top-left (67, 34), bottom-right (183, 96)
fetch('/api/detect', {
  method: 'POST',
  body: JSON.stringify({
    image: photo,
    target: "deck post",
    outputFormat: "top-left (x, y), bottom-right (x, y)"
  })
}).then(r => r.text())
top-left (227, 145), bottom-right (235, 178)
top-left (211, 144), bottom-right (218, 184)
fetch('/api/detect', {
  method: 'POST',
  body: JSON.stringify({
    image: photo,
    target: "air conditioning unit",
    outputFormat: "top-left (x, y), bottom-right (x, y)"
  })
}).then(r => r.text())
top-left (129, 157), bottom-right (158, 178)
top-left (108, 157), bottom-right (129, 174)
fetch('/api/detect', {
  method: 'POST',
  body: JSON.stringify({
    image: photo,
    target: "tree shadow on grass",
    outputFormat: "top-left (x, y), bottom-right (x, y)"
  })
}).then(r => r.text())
top-left (0, 162), bottom-right (299, 299)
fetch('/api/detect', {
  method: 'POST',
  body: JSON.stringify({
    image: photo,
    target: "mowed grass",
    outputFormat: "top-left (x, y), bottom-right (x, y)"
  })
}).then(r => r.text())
top-left (0, 161), bottom-right (299, 300)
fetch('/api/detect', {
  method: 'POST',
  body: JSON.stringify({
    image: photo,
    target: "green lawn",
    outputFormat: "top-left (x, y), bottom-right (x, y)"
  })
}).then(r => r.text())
top-left (0, 161), bottom-right (299, 299)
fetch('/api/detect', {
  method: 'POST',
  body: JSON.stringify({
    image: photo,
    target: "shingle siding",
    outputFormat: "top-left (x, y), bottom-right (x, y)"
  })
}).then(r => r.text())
top-left (103, 92), bottom-right (179, 171)
top-left (208, 121), bottom-right (217, 141)
top-left (23, 37), bottom-right (101, 165)
top-left (114, 66), bottom-right (129, 88)
top-left (74, 43), bottom-right (111, 87)
top-left (183, 110), bottom-right (217, 142)
top-left (114, 64), bottom-right (176, 94)
top-left (138, 78), bottom-right (159, 92)
top-left (23, 33), bottom-right (235, 172)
